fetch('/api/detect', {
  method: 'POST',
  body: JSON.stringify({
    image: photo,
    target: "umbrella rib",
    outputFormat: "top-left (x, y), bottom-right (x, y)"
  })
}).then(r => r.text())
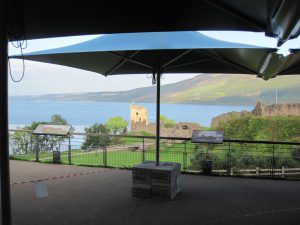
top-left (161, 49), bottom-right (193, 68)
top-left (277, 53), bottom-right (299, 74)
top-left (164, 58), bottom-right (212, 70)
top-left (279, 64), bottom-right (300, 74)
top-left (202, 0), bottom-right (264, 31)
top-left (105, 51), bottom-right (141, 76)
top-left (107, 51), bottom-right (153, 70)
top-left (194, 49), bottom-right (257, 74)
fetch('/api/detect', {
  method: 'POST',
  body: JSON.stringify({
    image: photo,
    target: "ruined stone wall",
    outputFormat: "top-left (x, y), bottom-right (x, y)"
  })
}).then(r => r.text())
top-left (253, 102), bottom-right (300, 117)
top-left (211, 102), bottom-right (300, 128)
top-left (171, 122), bottom-right (201, 138)
top-left (210, 111), bottom-right (251, 128)
top-left (130, 102), bottom-right (201, 138)
top-left (131, 121), bottom-right (201, 138)
top-left (131, 122), bottom-right (156, 134)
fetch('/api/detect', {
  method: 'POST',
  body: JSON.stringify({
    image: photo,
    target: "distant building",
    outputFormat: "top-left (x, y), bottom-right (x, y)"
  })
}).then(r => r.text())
top-left (252, 101), bottom-right (300, 117)
top-left (130, 101), bottom-right (148, 126)
top-left (130, 102), bottom-right (201, 138)
top-left (211, 101), bottom-right (300, 128)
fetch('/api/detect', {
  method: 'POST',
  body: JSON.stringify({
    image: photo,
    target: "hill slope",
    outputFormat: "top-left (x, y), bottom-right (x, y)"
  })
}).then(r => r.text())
top-left (11, 74), bottom-right (300, 105)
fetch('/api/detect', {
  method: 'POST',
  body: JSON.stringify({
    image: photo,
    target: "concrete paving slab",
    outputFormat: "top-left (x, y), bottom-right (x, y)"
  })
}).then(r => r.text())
top-left (4, 160), bottom-right (300, 225)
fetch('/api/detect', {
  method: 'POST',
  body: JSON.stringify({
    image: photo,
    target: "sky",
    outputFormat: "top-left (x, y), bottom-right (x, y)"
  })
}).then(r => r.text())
top-left (8, 31), bottom-right (300, 96)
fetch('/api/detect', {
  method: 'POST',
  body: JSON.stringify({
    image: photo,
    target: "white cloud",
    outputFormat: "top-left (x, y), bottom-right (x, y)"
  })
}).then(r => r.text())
top-left (9, 59), bottom-right (198, 96)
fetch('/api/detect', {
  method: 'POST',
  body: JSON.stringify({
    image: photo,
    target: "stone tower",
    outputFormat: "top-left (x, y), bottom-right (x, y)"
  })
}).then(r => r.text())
top-left (130, 102), bottom-right (148, 125)
top-left (252, 101), bottom-right (264, 116)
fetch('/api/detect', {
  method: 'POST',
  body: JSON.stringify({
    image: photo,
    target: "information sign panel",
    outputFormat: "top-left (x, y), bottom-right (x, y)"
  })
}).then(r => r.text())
top-left (191, 130), bottom-right (224, 144)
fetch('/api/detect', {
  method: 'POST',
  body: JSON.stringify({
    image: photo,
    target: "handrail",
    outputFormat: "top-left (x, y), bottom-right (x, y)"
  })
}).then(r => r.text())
top-left (9, 129), bottom-right (300, 145)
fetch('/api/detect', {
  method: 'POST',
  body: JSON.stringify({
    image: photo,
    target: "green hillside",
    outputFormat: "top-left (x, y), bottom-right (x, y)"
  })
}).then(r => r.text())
top-left (164, 74), bottom-right (300, 104)
top-left (11, 74), bottom-right (300, 105)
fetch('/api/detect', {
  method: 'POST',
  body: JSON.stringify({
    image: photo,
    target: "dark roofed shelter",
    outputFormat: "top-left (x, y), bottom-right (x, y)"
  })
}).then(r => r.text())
top-left (33, 124), bottom-right (72, 163)
top-left (33, 124), bottom-right (72, 136)
top-left (11, 31), bottom-right (278, 78)
top-left (2, 0), bottom-right (300, 224)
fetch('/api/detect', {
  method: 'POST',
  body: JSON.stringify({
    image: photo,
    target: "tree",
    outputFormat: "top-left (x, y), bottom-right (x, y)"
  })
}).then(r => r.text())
top-left (11, 121), bottom-right (47, 154)
top-left (49, 114), bottom-right (74, 150)
top-left (10, 130), bottom-right (32, 154)
top-left (160, 115), bottom-right (176, 128)
top-left (51, 114), bottom-right (68, 125)
top-left (11, 114), bottom-right (71, 154)
top-left (81, 123), bottom-right (110, 150)
top-left (105, 116), bottom-right (128, 135)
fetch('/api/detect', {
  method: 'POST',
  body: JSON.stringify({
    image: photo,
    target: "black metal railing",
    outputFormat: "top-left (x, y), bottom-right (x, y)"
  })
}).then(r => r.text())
top-left (9, 129), bottom-right (300, 179)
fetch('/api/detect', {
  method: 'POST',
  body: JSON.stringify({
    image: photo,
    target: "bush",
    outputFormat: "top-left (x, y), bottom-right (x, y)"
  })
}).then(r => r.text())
top-left (219, 115), bottom-right (300, 141)
top-left (81, 123), bottom-right (110, 150)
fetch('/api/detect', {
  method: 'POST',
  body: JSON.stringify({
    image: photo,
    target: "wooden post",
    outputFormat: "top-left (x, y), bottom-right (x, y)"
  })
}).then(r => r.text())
top-left (36, 139), bottom-right (40, 162)
top-left (183, 140), bottom-right (187, 171)
top-left (256, 167), bottom-right (260, 175)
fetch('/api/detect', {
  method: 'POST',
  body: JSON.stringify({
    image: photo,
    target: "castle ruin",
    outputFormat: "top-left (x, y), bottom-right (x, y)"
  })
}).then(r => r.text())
top-left (130, 102), bottom-right (148, 126)
top-left (211, 102), bottom-right (300, 128)
top-left (252, 102), bottom-right (300, 117)
top-left (130, 102), bottom-right (200, 138)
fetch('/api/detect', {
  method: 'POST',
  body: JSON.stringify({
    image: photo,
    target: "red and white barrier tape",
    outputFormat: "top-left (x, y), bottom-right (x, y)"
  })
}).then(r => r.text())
top-left (11, 169), bottom-right (110, 185)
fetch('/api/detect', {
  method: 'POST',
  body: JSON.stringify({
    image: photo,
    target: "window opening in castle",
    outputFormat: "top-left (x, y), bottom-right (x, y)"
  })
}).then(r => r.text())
top-left (182, 125), bottom-right (188, 130)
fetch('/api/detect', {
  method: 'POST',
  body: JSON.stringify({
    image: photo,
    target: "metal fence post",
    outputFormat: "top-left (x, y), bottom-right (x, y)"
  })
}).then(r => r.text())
top-left (142, 138), bottom-right (145, 162)
top-left (227, 142), bottom-right (231, 176)
top-left (271, 144), bottom-right (275, 176)
top-left (30, 133), bottom-right (33, 153)
top-left (104, 136), bottom-right (107, 167)
top-left (68, 135), bottom-right (71, 165)
top-left (183, 140), bottom-right (187, 171)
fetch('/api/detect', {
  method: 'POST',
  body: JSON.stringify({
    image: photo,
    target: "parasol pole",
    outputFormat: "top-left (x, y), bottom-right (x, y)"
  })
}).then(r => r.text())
top-left (0, 0), bottom-right (12, 224)
top-left (155, 69), bottom-right (161, 166)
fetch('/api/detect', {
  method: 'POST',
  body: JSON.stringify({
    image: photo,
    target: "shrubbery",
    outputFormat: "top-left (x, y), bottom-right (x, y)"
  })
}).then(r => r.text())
top-left (11, 114), bottom-right (70, 154)
top-left (219, 115), bottom-right (300, 141)
top-left (190, 115), bottom-right (300, 171)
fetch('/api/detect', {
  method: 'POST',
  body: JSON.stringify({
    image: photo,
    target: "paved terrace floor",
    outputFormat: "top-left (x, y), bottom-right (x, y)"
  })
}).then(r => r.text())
top-left (4, 160), bottom-right (300, 225)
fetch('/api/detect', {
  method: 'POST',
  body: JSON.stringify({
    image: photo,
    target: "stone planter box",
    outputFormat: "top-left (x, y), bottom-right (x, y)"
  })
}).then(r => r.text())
top-left (132, 161), bottom-right (181, 200)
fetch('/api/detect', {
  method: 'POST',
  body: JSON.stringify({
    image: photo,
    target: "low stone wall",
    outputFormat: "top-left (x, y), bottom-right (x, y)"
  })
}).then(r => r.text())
top-left (131, 122), bottom-right (156, 134)
top-left (131, 122), bottom-right (201, 138)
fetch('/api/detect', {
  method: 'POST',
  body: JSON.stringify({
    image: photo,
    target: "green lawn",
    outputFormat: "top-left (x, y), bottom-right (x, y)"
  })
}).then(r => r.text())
top-left (11, 141), bottom-right (298, 170)
top-left (11, 148), bottom-right (187, 169)
top-left (68, 149), bottom-right (184, 168)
